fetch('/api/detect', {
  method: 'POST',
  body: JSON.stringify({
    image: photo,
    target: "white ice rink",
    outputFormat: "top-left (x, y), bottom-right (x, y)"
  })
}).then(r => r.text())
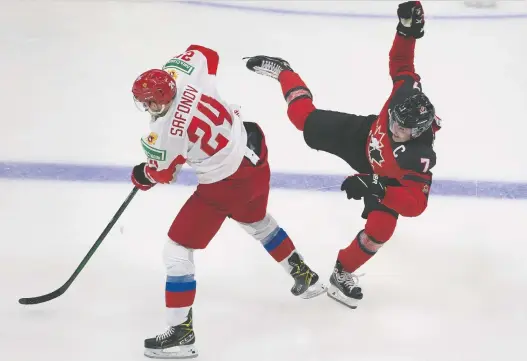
top-left (1, 1), bottom-right (527, 361)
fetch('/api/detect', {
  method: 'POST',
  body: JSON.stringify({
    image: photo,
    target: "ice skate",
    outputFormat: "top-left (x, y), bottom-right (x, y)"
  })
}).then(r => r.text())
top-left (327, 261), bottom-right (363, 309)
top-left (144, 309), bottom-right (198, 359)
top-left (243, 55), bottom-right (294, 79)
top-left (287, 252), bottom-right (327, 299)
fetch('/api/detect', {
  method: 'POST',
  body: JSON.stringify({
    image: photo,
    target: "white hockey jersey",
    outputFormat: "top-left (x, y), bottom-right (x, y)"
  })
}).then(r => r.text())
top-left (140, 45), bottom-right (251, 185)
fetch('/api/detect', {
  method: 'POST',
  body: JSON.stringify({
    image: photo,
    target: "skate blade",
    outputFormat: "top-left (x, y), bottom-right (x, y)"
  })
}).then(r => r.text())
top-left (300, 282), bottom-right (328, 299)
top-left (327, 285), bottom-right (359, 309)
top-left (144, 345), bottom-right (198, 359)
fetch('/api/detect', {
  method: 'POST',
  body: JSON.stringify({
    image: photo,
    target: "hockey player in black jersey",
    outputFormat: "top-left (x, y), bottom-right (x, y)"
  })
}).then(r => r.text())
top-left (244, 1), bottom-right (441, 308)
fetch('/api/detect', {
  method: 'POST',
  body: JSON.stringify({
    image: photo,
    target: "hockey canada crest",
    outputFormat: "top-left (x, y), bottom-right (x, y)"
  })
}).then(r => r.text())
top-left (368, 125), bottom-right (385, 167)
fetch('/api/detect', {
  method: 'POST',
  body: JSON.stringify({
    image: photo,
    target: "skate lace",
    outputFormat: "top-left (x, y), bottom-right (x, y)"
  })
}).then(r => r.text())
top-left (289, 256), bottom-right (312, 279)
top-left (261, 60), bottom-right (283, 73)
top-left (337, 270), bottom-right (364, 291)
top-left (156, 327), bottom-right (175, 342)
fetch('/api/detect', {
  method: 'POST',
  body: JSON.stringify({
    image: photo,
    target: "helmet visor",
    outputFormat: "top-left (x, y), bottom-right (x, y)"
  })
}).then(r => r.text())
top-left (389, 108), bottom-right (430, 139)
top-left (133, 96), bottom-right (166, 116)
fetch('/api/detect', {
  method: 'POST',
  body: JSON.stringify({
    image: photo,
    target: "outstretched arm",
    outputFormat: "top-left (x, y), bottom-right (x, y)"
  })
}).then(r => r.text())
top-left (389, 34), bottom-right (417, 80)
top-left (389, 1), bottom-right (425, 81)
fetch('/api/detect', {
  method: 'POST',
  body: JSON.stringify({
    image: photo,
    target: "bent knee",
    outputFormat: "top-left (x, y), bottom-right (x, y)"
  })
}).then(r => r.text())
top-left (362, 210), bottom-right (398, 253)
top-left (163, 239), bottom-right (195, 276)
top-left (237, 213), bottom-right (279, 242)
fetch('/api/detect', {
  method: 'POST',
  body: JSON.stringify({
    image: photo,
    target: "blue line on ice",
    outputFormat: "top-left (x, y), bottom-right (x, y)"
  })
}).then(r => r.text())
top-left (1, 161), bottom-right (526, 200)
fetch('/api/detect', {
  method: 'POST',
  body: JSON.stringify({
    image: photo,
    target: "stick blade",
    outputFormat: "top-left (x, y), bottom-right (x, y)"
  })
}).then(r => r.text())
top-left (18, 289), bottom-right (64, 305)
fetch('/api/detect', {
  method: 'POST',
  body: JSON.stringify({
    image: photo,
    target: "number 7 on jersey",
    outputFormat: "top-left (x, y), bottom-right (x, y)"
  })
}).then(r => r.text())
top-left (420, 158), bottom-right (430, 173)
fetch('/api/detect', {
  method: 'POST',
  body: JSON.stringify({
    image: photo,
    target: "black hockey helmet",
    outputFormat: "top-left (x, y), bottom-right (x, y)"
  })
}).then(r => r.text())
top-left (389, 91), bottom-right (435, 138)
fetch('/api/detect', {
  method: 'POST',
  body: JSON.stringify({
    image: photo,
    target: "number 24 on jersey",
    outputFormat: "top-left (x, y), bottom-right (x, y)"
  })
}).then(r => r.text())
top-left (188, 94), bottom-right (233, 157)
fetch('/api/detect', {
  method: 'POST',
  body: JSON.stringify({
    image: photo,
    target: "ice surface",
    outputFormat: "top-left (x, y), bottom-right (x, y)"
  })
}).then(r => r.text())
top-left (1, 1), bottom-right (527, 360)
top-left (2, 180), bottom-right (527, 361)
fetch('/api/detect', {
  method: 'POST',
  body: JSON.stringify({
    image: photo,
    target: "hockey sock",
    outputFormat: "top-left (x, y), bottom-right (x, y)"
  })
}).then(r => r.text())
top-left (337, 211), bottom-right (396, 272)
top-left (278, 71), bottom-right (315, 131)
top-left (262, 227), bottom-right (296, 269)
top-left (337, 233), bottom-right (376, 273)
top-left (165, 275), bottom-right (196, 326)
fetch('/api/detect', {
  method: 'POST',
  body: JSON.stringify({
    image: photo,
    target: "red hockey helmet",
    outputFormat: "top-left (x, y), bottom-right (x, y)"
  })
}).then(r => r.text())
top-left (132, 69), bottom-right (176, 116)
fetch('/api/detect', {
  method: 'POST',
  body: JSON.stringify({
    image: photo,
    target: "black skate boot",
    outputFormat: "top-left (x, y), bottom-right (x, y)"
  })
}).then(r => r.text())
top-left (144, 308), bottom-right (198, 359)
top-left (287, 252), bottom-right (327, 299)
top-left (327, 260), bottom-right (364, 309)
top-left (243, 55), bottom-right (294, 79)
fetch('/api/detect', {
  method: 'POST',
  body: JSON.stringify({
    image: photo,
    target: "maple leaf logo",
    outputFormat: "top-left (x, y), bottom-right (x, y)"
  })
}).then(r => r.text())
top-left (368, 125), bottom-right (385, 167)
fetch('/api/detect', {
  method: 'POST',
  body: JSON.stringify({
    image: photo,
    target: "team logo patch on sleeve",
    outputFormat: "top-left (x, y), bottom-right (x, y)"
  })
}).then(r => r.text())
top-left (163, 58), bottom-right (195, 75)
top-left (147, 132), bottom-right (158, 145)
top-left (141, 138), bottom-right (166, 161)
top-left (166, 69), bottom-right (179, 80)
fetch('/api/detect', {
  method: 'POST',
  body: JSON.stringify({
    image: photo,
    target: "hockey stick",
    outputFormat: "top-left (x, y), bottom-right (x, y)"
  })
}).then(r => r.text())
top-left (18, 186), bottom-right (139, 305)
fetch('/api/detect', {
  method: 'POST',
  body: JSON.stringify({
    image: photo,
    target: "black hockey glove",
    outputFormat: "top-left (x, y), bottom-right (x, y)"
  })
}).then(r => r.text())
top-left (243, 55), bottom-right (294, 80)
top-left (131, 162), bottom-right (156, 191)
top-left (396, 1), bottom-right (425, 39)
top-left (341, 174), bottom-right (386, 201)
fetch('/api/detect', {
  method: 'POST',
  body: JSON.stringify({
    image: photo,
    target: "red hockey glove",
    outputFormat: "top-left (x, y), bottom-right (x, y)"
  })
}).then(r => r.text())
top-left (131, 163), bottom-right (156, 191)
top-left (341, 174), bottom-right (386, 201)
top-left (397, 1), bottom-right (425, 39)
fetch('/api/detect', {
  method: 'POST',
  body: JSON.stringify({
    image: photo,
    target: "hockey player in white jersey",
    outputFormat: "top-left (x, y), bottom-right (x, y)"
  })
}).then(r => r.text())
top-left (130, 44), bottom-right (327, 359)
